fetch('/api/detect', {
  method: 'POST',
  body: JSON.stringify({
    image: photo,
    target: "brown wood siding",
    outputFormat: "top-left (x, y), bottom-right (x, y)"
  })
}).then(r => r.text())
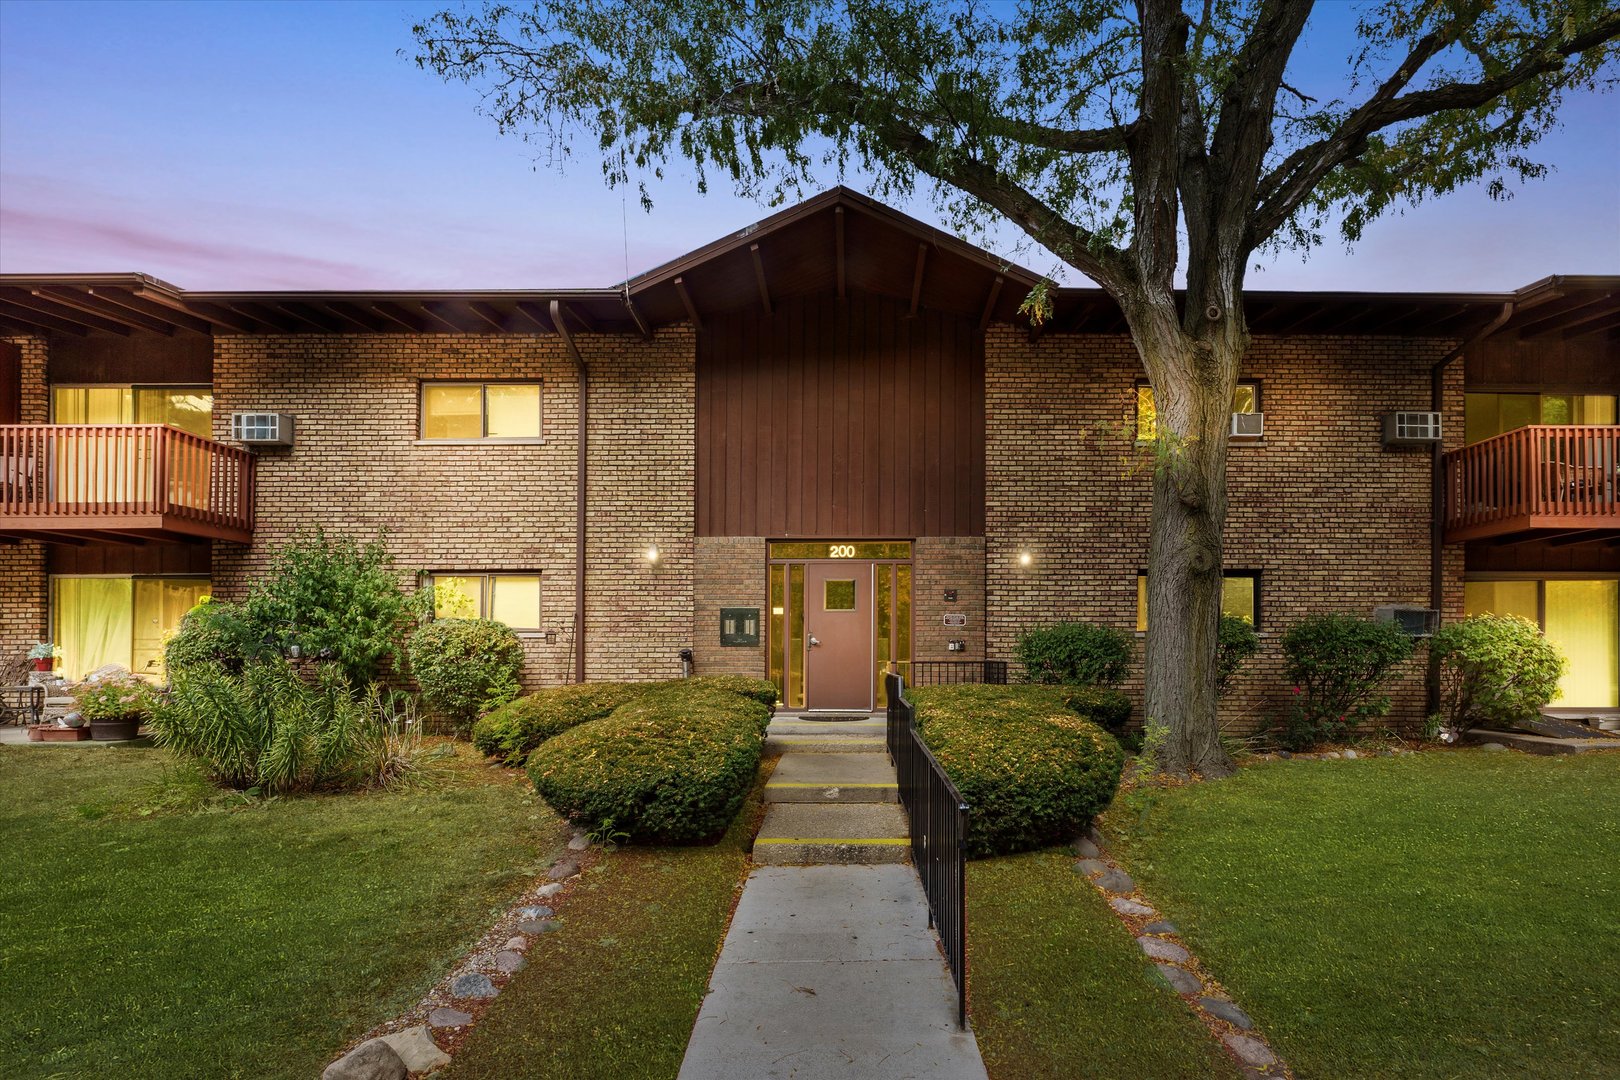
top-left (1466, 333), bottom-right (1618, 392)
top-left (697, 293), bottom-right (984, 538)
top-left (47, 541), bottom-right (213, 576)
top-left (1466, 539), bottom-right (1620, 574)
top-left (48, 330), bottom-right (212, 386)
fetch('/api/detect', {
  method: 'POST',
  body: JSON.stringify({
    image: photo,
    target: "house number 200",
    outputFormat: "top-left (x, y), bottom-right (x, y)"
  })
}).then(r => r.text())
top-left (829, 544), bottom-right (856, 558)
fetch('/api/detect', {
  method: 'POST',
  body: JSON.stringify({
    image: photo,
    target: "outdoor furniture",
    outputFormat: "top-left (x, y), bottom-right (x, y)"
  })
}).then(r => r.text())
top-left (0, 685), bottom-right (46, 726)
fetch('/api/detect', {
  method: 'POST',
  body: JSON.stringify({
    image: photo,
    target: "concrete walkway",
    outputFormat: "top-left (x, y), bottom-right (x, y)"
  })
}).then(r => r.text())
top-left (678, 714), bottom-right (988, 1080)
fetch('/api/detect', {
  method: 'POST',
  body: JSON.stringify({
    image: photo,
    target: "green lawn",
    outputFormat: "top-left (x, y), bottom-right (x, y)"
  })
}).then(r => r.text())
top-left (968, 850), bottom-right (1242, 1079)
top-left (445, 778), bottom-right (765, 1079)
top-left (1106, 750), bottom-right (1620, 1079)
top-left (0, 744), bottom-right (562, 1080)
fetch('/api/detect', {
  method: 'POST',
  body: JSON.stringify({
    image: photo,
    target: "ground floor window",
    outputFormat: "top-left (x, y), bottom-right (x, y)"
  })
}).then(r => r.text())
top-left (428, 573), bottom-right (542, 630)
top-left (50, 576), bottom-right (210, 682)
top-left (1136, 571), bottom-right (1259, 631)
top-left (1464, 577), bottom-right (1619, 707)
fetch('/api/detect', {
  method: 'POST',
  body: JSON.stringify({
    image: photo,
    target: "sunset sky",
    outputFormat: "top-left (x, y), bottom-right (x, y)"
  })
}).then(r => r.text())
top-left (1, 0), bottom-right (1616, 292)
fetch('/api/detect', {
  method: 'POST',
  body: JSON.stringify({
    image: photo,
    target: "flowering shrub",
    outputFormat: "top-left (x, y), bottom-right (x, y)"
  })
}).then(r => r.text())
top-left (1280, 614), bottom-right (1414, 749)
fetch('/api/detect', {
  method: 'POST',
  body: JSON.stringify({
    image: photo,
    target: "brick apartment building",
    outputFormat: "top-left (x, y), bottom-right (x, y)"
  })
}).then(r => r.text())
top-left (2, 189), bottom-right (1616, 731)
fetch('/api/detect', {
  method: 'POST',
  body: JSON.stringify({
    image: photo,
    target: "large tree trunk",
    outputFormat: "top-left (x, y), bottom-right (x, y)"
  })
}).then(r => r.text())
top-left (1128, 298), bottom-right (1245, 778)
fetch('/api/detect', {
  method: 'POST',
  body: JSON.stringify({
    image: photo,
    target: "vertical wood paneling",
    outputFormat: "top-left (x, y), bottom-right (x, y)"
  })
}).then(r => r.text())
top-left (696, 293), bottom-right (985, 537)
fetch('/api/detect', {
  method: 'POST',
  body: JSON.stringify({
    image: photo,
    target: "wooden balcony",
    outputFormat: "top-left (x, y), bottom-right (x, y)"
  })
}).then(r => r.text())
top-left (0, 424), bottom-right (255, 544)
top-left (1444, 425), bottom-right (1620, 544)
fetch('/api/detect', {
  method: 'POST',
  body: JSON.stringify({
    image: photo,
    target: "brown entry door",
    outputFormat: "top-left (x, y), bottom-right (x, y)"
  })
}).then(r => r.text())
top-left (804, 562), bottom-right (874, 711)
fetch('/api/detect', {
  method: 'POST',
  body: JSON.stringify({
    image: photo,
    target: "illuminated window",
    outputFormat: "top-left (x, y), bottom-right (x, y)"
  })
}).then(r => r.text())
top-left (1136, 382), bottom-right (1259, 442)
top-left (429, 573), bottom-right (542, 629)
top-left (1465, 577), bottom-right (1618, 707)
top-left (1464, 393), bottom-right (1617, 444)
top-left (1137, 572), bottom-right (1260, 632)
top-left (422, 382), bottom-right (541, 440)
top-left (52, 385), bottom-right (213, 438)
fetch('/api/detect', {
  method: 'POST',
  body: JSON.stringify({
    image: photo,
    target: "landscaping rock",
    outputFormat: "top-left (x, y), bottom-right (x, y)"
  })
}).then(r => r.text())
top-left (1323, 751), bottom-right (1342, 759)
top-left (1095, 868), bottom-right (1136, 894)
top-left (546, 861), bottom-right (581, 881)
top-left (1138, 936), bottom-right (1191, 963)
top-left (1222, 1033), bottom-right (1277, 1069)
top-left (323, 1039), bottom-right (407, 1080)
top-left (449, 973), bottom-right (498, 1000)
top-left (378, 1026), bottom-right (452, 1074)
top-left (568, 832), bottom-right (591, 852)
top-left (516, 905), bottom-right (554, 919)
top-left (1110, 897), bottom-right (1156, 917)
top-left (1155, 963), bottom-right (1201, 995)
top-left (1275, 750), bottom-right (1292, 759)
top-left (427, 1007), bottom-right (473, 1029)
top-left (503, 936), bottom-right (529, 952)
top-left (1343, 749), bottom-right (1359, 759)
top-left (1480, 742), bottom-right (1508, 752)
top-left (1072, 836), bottom-right (1102, 859)
top-left (536, 883), bottom-right (564, 899)
top-left (1142, 920), bottom-right (1178, 935)
top-left (1075, 858), bottom-right (1108, 879)
top-left (494, 949), bottom-right (527, 974)
top-left (1200, 997), bottom-right (1254, 1029)
top-left (517, 919), bottom-right (559, 935)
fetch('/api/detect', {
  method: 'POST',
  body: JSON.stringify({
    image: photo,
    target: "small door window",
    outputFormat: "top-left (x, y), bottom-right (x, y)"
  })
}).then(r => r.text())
top-left (824, 580), bottom-right (857, 611)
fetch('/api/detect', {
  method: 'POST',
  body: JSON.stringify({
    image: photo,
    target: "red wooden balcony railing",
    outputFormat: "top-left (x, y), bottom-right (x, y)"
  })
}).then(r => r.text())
top-left (0, 424), bottom-right (255, 543)
top-left (1444, 425), bottom-right (1620, 543)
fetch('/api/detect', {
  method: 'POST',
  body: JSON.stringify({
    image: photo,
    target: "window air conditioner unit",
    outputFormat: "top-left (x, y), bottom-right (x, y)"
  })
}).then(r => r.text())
top-left (1382, 411), bottom-right (1443, 446)
top-left (231, 413), bottom-right (295, 446)
top-left (1374, 604), bottom-right (1439, 638)
top-left (1230, 412), bottom-right (1265, 437)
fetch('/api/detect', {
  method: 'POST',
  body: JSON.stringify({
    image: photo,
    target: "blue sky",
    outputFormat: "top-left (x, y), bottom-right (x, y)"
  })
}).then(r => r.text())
top-left (1, 0), bottom-right (1615, 291)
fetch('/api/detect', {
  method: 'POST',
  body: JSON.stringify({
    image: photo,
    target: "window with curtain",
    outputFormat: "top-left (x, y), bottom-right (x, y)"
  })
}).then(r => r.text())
top-left (1464, 393), bottom-right (1618, 444)
top-left (51, 385), bottom-right (213, 438)
top-left (50, 576), bottom-right (210, 682)
top-left (1464, 578), bottom-right (1619, 707)
top-left (428, 573), bottom-right (542, 629)
top-left (421, 383), bottom-right (542, 440)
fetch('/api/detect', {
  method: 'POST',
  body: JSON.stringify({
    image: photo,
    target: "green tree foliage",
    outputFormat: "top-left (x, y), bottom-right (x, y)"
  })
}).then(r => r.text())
top-left (1217, 614), bottom-right (1262, 697)
top-left (243, 529), bottom-right (430, 687)
top-left (164, 599), bottom-right (271, 677)
top-left (1430, 613), bottom-right (1566, 738)
top-left (413, 1), bottom-right (1620, 776)
top-left (407, 619), bottom-right (525, 734)
top-left (1280, 614), bottom-right (1415, 748)
top-left (1016, 621), bottom-right (1134, 687)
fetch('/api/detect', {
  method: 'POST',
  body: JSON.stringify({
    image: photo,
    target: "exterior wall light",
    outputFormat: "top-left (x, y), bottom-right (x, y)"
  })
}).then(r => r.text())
top-left (646, 544), bottom-right (660, 564)
top-left (1018, 551), bottom-right (1033, 567)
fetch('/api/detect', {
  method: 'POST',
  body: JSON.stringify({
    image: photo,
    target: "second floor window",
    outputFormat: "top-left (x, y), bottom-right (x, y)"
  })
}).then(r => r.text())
top-left (1464, 392), bottom-right (1616, 444)
top-left (421, 382), bottom-right (542, 440)
top-left (1136, 382), bottom-right (1259, 442)
top-left (51, 385), bottom-right (213, 439)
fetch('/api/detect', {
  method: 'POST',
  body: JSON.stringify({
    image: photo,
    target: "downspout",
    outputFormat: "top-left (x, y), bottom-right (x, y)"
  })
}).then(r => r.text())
top-left (553, 300), bottom-right (588, 684)
top-left (1427, 301), bottom-right (1514, 713)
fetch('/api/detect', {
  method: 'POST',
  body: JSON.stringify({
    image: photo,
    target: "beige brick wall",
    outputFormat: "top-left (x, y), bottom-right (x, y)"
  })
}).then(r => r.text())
top-left (693, 536), bottom-right (767, 677)
top-left (985, 328), bottom-right (1461, 735)
top-left (1, 335), bottom-right (49, 670)
top-left (211, 328), bottom-right (695, 688)
top-left (913, 537), bottom-right (986, 662)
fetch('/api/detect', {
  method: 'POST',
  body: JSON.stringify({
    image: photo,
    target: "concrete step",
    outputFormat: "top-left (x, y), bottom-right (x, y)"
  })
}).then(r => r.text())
top-left (765, 734), bottom-right (888, 755)
top-left (765, 753), bottom-right (898, 804)
top-left (753, 803), bottom-right (910, 865)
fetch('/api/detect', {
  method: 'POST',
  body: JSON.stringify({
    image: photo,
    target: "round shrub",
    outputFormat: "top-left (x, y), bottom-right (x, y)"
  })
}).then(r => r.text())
top-left (1280, 613), bottom-right (1415, 749)
top-left (164, 599), bottom-right (267, 677)
top-left (472, 682), bottom-right (653, 764)
top-left (1015, 621), bottom-right (1133, 687)
top-left (1051, 685), bottom-right (1133, 735)
top-left (526, 683), bottom-right (768, 843)
top-left (1217, 614), bottom-right (1261, 696)
top-left (408, 619), bottom-right (524, 734)
top-left (1431, 614), bottom-right (1565, 738)
top-left (683, 675), bottom-right (780, 711)
top-left (909, 685), bottom-right (1125, 858)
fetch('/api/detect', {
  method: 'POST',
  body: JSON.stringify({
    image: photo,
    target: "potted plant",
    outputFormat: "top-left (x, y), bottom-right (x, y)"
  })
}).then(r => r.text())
top-left (74, 676), bottom-right (158, 741)
top-left (27, 642), bottom-right (57, 672)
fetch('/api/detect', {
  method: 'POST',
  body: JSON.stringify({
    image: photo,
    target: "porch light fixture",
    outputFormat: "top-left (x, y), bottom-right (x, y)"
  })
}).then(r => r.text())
top-left (1019, 551), bottom-right (1033, 567)
top-left (645, 544), bottom-right (660, 564)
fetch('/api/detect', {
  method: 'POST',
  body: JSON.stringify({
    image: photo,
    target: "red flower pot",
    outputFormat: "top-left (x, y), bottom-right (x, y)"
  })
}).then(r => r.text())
top-left (32, 657), bottom-right (53, 672)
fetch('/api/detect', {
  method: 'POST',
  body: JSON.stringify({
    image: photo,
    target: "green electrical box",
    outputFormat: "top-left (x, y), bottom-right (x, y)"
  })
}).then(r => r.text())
top-left (720, 607), bottom-right (761, 647)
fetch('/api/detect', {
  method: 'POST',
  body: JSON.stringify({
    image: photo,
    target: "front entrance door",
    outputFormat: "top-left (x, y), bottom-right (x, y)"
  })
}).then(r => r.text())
top-left (804, 562), bottom-right (874, 711)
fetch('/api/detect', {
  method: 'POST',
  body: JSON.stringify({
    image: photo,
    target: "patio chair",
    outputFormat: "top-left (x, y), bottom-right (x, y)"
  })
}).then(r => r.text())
top-left (0, 684), bottom-right (45, 727)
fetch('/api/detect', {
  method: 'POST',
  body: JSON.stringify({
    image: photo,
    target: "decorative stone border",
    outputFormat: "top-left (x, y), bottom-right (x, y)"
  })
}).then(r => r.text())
top-left (1073, 827), bottom-right (1292, 1080)
top-left (322, 831), bottom-right (595, 1079)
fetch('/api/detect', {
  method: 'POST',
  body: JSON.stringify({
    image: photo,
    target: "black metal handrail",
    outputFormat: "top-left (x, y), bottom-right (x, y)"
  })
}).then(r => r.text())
top-left (885, 671), bottom-right (968, 1028)
top-left (897, 659), bottom-right (1008, 686)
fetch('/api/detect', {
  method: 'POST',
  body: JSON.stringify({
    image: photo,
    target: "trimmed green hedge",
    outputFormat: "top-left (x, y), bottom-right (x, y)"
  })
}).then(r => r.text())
top-left (1050, 685), bottom-right (1133, 735)
top-left (408, 619), bottom-right (524, 734)
top-left (472, 682), bottom-right (652, 765)
top-left (909, 685), bottom-right (1125, 858)
top-left (683, 675), bottom-right (780, 710)
top-left (526, 683), bottom-right (769, 842)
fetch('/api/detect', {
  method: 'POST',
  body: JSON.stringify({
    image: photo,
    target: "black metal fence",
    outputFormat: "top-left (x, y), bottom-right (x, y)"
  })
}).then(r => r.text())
top-left (899, 659), bottom-right (1009, 686)
top-left (885, 671), bottom-right (968, 1028)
